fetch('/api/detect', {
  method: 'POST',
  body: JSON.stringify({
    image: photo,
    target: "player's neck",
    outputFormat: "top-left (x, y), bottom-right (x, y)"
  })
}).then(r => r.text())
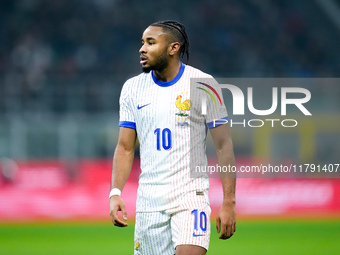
top-left (153, 61), bottom-right (182, 82)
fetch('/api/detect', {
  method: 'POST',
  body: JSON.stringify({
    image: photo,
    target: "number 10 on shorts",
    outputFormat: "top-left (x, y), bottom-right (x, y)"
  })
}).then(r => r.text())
top-left (191, 209), bottom-right (207, 236)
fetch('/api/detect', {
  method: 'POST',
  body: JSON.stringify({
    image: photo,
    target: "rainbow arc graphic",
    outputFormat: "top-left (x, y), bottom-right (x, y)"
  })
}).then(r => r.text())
top-left (196, 82), bottom-right (223, 106)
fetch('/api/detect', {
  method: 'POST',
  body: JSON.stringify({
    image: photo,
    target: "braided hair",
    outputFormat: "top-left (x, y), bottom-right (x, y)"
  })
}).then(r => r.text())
top-left (150, 20), bottom-right (190, 63)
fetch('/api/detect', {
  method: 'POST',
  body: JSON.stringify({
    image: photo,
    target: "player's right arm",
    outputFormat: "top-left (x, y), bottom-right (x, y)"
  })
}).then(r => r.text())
top-left (110, 126), bottom-right (137, 227)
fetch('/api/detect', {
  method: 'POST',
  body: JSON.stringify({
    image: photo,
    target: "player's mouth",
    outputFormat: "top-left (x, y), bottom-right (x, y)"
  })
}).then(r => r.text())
top-left (140, 55), bottom-right (147, 65)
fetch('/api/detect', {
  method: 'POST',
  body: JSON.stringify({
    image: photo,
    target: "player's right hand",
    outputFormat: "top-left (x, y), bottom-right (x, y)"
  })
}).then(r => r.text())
top-left (110, 196), bottom-right (128, 227)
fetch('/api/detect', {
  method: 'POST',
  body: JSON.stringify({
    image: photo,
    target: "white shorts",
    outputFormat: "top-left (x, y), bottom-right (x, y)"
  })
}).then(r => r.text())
top-left (134, 193), bottom-right (211, 255)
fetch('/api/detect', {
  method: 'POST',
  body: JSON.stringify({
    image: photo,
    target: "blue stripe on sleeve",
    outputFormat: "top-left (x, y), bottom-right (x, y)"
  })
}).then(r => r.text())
top-left (119, 121), bottom-right (136, 129)
top-left (207, 116), bottom-right (229, 129)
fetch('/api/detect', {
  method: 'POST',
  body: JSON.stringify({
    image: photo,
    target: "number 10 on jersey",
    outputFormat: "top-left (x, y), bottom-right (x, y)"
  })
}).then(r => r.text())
top-left (154, 128), bottom-right (172, 151)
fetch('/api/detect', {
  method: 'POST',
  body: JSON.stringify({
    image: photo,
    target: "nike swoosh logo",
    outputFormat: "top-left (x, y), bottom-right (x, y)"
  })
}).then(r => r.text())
top-left (193, 233), bottom-right (205, 237)
top-left (137, 103), bottom-right (151, 110)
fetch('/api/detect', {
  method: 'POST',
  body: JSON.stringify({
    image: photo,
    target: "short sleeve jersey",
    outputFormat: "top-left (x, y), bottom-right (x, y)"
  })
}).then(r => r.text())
top-left (119, 63), bottom-right (228, 212)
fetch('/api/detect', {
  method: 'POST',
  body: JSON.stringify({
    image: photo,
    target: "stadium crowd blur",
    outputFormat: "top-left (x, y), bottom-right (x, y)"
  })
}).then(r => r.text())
top-left (0, 0), bottom-right (340, 160)
top-left (1, 0), bottom-right (339, 116)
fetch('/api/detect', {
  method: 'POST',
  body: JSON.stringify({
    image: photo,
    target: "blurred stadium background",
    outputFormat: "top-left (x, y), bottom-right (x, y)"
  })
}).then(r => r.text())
top-left (0, 0), bottom-right (340, 254)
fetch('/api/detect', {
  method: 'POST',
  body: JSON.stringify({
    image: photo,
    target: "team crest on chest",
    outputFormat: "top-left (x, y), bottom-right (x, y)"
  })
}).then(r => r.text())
top-left (175, 92), bottom-right (191, 127)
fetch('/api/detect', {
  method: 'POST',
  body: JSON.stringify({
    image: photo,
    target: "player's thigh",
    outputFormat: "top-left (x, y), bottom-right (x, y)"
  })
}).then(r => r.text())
top-left (134, 211), bottom-right (174, 255)
top-left (171, 203), bottom-right (211, 252)
top-left (176, 244), bottom-right (207, 255)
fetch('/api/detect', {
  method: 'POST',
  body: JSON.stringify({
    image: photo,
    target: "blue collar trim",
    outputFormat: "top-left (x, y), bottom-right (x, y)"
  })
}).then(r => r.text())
top-left (151, 62), bottom-right (185, 87)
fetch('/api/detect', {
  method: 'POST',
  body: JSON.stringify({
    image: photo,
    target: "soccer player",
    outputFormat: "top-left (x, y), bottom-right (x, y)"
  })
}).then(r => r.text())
top-left (109, 20), bottom-right (236, 255)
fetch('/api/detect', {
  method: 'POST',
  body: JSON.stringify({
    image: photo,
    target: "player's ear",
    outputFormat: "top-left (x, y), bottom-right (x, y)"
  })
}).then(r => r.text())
top-left (168, 42), bottom-right (180, 56)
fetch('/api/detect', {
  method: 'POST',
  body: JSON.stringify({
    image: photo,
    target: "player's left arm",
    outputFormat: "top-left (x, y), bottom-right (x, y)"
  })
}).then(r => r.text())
top-left (210, 122), bottom-right (236, 240)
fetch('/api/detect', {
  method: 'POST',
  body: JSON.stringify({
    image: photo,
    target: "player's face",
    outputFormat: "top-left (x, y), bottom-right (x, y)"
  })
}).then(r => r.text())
top-left (139, 26), bottom-right (169, 73)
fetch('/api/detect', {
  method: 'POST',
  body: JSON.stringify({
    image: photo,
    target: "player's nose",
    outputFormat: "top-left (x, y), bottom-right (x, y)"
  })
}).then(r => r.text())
top-left (139, 44), bottom-right (147, 54)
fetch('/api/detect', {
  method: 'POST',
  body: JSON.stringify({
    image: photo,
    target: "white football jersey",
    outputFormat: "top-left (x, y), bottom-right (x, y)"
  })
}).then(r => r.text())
top-left (119, 63), bottom-right (228, 212)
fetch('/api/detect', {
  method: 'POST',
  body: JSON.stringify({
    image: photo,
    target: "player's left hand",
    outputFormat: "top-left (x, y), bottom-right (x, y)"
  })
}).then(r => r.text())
top-left (216, 203), bottom-right (236, 239)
